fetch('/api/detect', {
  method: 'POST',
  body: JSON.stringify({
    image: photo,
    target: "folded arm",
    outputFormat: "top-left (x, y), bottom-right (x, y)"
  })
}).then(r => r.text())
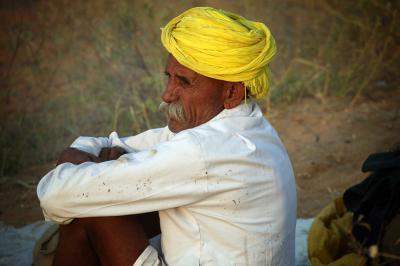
top-left (37, 132), bottom-right (207, 224)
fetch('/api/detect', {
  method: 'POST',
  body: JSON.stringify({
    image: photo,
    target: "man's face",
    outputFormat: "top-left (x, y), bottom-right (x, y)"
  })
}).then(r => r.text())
top-left (161, 56), bottom-right (226, 133)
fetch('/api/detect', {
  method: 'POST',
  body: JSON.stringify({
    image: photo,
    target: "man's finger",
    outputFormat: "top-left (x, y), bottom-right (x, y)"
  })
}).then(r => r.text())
top-left (109, 147), bottom-right (127, 160)
top-left (88, 154), bottom-right (103, 163)
top-left (99, 148), bottom-right (111, 160)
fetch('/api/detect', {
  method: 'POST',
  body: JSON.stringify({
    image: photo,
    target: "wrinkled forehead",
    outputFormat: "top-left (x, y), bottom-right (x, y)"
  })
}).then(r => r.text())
top-left (165, 55), bottom-right (225, 86)
top-left (166, 55), bottom-right (197, 76)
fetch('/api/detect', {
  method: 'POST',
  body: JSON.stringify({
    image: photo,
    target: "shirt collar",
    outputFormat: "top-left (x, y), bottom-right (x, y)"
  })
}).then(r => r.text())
top-left (208, 100), bottom-right (260, 122)
top-left (167, 100), bottom-right (261, 136)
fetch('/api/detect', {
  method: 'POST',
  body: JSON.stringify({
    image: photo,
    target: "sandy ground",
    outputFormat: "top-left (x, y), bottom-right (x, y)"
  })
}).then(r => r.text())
top-left (1, 89), bottom-right (399, 227)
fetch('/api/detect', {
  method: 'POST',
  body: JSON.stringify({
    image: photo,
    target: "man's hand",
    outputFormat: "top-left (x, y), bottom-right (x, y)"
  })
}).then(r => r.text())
top-left (98, 147), bottom-right (127, 161)
top-left (56, 147), bottom-right (127, 166)
top-left (56, 148), bottom-right (102, 166)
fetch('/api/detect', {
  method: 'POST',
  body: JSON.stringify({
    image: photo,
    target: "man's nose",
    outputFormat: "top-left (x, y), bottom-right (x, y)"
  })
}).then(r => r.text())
top-left (161, 81), bottom-right (179, 103)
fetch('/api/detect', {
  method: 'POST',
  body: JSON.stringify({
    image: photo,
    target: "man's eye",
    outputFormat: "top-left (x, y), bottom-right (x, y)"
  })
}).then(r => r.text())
top-left (178, 77), bottom-right (190, 86)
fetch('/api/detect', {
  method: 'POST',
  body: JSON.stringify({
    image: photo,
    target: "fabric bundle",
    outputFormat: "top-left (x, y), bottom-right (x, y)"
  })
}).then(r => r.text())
top-left (161, 7), bottom-right (277, 99)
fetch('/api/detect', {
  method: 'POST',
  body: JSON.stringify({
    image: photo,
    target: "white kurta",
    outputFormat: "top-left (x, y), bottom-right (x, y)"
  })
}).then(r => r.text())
top-left (37, 101), bottom-right (297, 266)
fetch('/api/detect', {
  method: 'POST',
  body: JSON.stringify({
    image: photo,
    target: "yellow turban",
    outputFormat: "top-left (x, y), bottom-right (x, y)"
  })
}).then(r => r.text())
top-left (161, 7), bottom-right (277, 99)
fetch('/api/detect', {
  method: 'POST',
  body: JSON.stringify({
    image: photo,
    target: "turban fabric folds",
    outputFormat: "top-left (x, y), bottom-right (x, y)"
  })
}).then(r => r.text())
top-left (161, 7), bottom-right (277, 99)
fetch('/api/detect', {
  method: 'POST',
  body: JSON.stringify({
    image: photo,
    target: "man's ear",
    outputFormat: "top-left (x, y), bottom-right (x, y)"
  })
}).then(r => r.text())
top-left (223, 82), bottom-right (245, 109)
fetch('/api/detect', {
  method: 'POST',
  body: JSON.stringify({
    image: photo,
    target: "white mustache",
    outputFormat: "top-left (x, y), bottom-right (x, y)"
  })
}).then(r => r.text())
top-left (159, 102), bottom-right (186, 123)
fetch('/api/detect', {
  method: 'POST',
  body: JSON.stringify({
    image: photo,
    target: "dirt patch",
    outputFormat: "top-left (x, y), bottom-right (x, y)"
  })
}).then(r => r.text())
top-left (0, 164), bottom-right (52, 227)
top-left (1, 89), bottom-right (399, 227)
top-left (268, 89), bottom-right (400, 217)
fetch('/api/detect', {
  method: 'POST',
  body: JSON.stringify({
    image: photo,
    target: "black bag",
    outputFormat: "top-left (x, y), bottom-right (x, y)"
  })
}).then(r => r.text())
top-left (343, 150), bottom-right (400, 265)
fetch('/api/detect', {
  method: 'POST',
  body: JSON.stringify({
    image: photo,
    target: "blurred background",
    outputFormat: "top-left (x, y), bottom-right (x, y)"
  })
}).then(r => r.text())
top-left (0, 0), bottom-right (399, 226)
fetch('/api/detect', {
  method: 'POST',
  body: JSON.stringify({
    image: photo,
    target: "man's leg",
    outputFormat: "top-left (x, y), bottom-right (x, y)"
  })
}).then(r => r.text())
top-left (53, 213), bottom-right (159, 266)
top-left (52, 218), bottom-right (102, 266)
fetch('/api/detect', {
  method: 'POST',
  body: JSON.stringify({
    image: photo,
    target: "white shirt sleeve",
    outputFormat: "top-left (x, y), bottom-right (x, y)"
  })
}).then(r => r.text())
top-left (37, 132), bottom-right (207, 224)
top-left (70, 127), bottom-right (174, 156)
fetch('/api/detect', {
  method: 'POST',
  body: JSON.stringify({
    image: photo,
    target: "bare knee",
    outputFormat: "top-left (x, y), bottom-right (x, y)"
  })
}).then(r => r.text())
top-left (54, 219), bottom-right (100, 266)
top-left (78, 216), bottom-right (148, 265)
top-left (56, 215), bottom-right (154, 266)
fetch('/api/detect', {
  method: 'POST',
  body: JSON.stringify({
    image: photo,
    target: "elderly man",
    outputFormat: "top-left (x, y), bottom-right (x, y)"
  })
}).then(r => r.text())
top-left (37, 7), bottom-right (296, 266)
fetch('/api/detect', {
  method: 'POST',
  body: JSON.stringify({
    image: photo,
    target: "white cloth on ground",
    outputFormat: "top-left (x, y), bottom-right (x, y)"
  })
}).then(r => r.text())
top-left (0, 221), bottom-right (53, 266)
top-left (0, 219), bottom-right (312, 266)
top-left (37, 101), bottom-right (297, 266)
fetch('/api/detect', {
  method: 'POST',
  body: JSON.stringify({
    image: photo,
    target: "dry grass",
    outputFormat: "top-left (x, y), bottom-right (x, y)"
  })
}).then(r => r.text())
top-left (0, 0), bottom-right (399, 176)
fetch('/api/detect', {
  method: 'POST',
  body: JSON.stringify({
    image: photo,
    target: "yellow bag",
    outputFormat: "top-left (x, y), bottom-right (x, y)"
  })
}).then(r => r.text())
top-left (308, 197), bottom-right (365, 266)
